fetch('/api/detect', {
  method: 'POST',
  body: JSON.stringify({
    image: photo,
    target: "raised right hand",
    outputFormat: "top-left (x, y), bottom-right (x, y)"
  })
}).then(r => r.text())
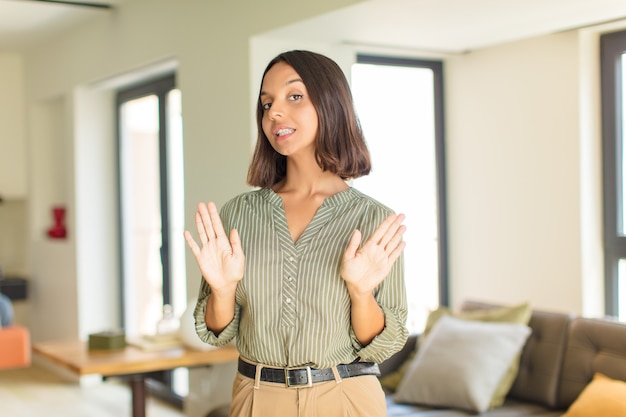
top-left (183, 202), bottom-right (245, 293)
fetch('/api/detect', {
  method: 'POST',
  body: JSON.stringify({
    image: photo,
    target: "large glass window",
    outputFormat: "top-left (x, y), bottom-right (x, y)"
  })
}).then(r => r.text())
top-left (117, 74), bottom-right (187, 404)
top-left (601, 29), bottom-right (626, 321)
top-left (351, 55), bottom-right (447, 332)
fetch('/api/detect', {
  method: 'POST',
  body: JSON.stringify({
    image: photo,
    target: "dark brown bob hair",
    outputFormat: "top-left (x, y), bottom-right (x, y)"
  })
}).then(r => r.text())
top-left (246, 50), bottom-right (371, 188)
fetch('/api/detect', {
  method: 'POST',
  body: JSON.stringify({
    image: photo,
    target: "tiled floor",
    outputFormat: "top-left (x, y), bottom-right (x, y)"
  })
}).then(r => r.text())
top-left (0, 364), bottom-right (184, 417)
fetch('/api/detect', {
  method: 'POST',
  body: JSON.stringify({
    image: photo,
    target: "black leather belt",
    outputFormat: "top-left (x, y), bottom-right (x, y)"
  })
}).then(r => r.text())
top-left (238, 358), bottom-right (380, 388)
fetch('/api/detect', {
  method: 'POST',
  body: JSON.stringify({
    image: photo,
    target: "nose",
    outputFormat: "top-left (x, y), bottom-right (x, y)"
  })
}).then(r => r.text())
top-left (268, 100), bottom-right (284, 120)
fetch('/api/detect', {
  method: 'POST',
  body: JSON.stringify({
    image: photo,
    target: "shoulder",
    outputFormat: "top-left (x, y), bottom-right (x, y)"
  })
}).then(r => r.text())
top-left (342, 188), bottom-right (400, 235)
top-left (348, 188), bottom-right (395, 216)
top-left (330, 188), bottom-right (396, 234)
top-left (220, 188), bottom-right (275, 220)
top-left (222, 188), bottom-right (271, 209)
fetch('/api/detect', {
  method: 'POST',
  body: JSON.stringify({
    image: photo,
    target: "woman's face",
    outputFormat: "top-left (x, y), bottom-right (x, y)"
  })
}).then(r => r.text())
top-left (260, 62), bottom-right (319, 158)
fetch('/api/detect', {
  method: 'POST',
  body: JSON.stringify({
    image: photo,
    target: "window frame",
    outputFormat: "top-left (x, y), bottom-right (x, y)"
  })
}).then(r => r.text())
top-left (115, 73), bottom-right (183, 408)
top-left (356, 54), bottom-right (449, 307)
top-left (601, 29), bottom-right (626, 316)
top-left (116, 74), bottom-right (177, 316)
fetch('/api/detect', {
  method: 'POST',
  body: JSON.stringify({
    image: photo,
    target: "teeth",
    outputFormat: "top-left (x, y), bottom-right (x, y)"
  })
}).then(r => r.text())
top-left (276, 128), bottom-right (294, 136)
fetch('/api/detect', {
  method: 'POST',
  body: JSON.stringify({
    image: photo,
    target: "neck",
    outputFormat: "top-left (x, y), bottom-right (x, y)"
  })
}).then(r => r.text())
top-left (274, 156), bottom-right (347, 197)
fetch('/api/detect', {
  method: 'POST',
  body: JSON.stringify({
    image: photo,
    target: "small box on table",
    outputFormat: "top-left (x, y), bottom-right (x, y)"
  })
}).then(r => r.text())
top-left (88, 330), bottom-right (126, 350)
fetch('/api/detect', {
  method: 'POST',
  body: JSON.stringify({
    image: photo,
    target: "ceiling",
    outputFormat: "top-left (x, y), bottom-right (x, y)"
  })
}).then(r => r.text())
top-left (0, 0), bottom-right (121, 51)
top-left (261, 0), bottom-right (626, 54)
top-left (2, 0), bottom-right (626, 54)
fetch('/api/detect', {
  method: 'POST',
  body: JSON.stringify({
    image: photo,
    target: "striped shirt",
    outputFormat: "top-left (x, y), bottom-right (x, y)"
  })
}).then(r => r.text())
top-left (194, 187), bottom-right (408, 369)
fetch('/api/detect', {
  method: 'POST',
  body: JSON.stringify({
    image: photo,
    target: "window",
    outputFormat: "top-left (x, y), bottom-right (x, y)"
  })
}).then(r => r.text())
top-left (601, 29), bottom-right (626, 320)
top-left (116, 74), bottom-right (187, 404)
top-left (351, 55), bottom-right (448, 332)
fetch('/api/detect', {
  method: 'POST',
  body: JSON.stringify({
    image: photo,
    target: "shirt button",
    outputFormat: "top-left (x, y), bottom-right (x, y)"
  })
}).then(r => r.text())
top-left (289, 256), bottom-right (295, 262)
top-left (287, 276), bottom-right (293, 281)
top-left (286, 297), bottom-right (292, 303)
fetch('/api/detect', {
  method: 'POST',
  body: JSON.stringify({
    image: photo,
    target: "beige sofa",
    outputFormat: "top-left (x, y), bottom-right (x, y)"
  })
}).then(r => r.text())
top-left (381, 301), bottom-right (626, 416)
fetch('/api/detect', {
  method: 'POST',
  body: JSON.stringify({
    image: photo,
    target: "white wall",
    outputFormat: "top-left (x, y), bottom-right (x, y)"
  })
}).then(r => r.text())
top-left (0, 53), bottom-right (28, 284)
top-left (444, 30), bottom-right (604, 316)
top-left (0, 53), bottom-right (27, 200)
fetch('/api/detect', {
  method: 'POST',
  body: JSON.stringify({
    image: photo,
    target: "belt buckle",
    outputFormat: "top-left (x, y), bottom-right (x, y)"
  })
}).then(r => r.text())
top-left (284, 365), bottom-right (312, 388)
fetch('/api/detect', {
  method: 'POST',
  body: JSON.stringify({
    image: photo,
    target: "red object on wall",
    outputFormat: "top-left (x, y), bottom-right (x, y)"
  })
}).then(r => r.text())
top-left (47, 206), bottom-right (67, 239)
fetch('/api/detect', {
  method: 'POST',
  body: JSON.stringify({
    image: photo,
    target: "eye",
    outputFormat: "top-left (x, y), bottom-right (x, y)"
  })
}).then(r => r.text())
top-left (289, 94), bottom-right (303, 102)
top-left (262, 102), bottom-right (272, 111)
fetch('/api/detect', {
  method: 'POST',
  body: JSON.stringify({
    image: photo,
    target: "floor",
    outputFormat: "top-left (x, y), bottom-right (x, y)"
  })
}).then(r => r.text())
top-left (0, 364), bottom-right (185, 417)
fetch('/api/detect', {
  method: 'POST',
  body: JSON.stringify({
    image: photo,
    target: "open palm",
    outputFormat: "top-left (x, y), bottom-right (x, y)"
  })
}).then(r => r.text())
top-left (340, 213), bottom-right (406, 295)
top-left (184, 202), bottom-right (245, 292)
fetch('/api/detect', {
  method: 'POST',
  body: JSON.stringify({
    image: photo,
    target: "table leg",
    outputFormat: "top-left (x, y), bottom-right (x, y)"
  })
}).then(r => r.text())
top-left (129, 375), bottom-right (147, 417)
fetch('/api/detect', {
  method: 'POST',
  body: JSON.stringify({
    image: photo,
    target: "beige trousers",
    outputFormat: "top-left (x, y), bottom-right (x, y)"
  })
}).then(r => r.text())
top-left (228, 371), bottom-right (387, 417)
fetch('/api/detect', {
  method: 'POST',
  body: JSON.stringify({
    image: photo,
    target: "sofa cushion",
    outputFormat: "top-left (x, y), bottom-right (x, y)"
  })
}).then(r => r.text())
top-left (462, 301), bottom-right (572, 409)
top-left (383, 302), bottom-right (532, 403)
top-left (429, 302), bottom-right (532, 334)
top-left (454, 301), bottom-right (532, 408)
top-left (557, 317), bottom-right (626, 409)
top-left (393, 315), bottom-right (531, 413)
top-left (387, 396), bottom-right (562, 417)
top-left (561, 372), bottom-right (626, 416)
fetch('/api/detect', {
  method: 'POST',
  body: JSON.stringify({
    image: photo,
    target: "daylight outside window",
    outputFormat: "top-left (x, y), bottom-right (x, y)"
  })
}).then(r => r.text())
top-left (351, 60), bottom-right (442, 332)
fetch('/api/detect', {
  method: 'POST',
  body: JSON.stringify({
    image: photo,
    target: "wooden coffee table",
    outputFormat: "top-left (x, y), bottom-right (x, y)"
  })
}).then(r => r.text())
top-left (33, 339), bottom-right (239, 417)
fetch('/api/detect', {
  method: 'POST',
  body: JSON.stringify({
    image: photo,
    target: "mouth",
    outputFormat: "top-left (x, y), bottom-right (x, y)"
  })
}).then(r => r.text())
top-left (275, 128), bottom-right (295, 137)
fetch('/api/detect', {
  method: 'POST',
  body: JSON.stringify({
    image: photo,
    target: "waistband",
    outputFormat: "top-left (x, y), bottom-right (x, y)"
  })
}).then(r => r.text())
top-left (237, 357), bottom-right (380, 388)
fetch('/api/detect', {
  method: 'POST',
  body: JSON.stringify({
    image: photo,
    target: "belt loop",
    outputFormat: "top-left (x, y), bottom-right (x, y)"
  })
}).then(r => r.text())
top-left (254, 364), bottom-right (263, 389)
top-left (331, 365), bottom-right (342, 384)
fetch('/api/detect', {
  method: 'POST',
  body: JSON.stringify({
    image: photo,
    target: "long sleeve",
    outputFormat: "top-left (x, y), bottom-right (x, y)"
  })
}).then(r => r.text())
top-left (193, 277), bottom-right (240, 346)
top-left (351, 252), bottom-right (408, 362)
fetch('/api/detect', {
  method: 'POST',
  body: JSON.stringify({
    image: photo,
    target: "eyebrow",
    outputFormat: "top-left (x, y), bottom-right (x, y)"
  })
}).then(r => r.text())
top-left (260, 78), bottom-right (304, 96)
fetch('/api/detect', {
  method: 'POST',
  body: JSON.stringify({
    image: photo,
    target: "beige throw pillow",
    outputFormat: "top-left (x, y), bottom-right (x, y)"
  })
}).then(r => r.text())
top-left (381, 302), bottom-right (532, 405)
top-left (422, 302), bottom-right (532, 408)
top-left (393, 315), bottom-right (531, 413)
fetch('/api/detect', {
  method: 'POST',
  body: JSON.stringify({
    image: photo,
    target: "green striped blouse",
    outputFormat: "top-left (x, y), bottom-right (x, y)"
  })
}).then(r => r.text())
top-left (194, 187), bottom-right (408, 369)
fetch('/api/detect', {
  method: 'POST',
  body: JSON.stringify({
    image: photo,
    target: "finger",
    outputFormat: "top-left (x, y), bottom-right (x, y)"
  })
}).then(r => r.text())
top-left (229, 228), bottom-right (243, 256)
top-left (183, 230), bottom-right (201, 256)
top-left (366, 213), bottom-right (401, 246)
top-left (378, 213), bottom-right (406, 247)
top-left (207, 202), bottom-right (228, 240)
top-left (384, 224), bottom-right (407, 252)
top-left (362, 216), bottom-right (391, 248)
top-left (387, 240), bottom-right (406, 265)
top-left (344, 229), bottom-right (362, 259)
top-left (195, 210), bottom-right (209, 244)
top-left (198, 202), bottom-right (216, 239)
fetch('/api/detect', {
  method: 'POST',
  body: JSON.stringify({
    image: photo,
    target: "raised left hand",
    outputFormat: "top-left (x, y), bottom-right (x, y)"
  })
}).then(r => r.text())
top-left (340, 213), bottom-right (406, 296)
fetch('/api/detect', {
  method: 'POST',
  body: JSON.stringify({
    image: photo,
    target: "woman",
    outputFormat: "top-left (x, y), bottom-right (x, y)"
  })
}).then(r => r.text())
top-left (185, 50), bottom-right (408, 416)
